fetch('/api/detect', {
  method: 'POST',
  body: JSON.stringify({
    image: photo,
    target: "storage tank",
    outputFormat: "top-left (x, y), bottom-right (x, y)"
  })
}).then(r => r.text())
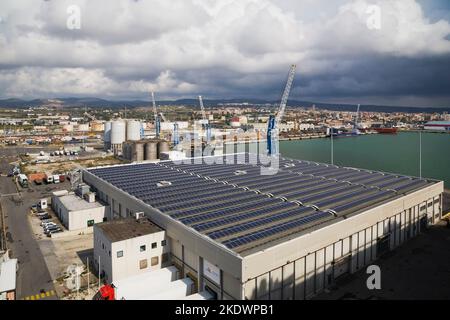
top-left (135, 142), bottom-right (145, 162)
top-left (145, 141), bottom-right (158, 160)
top-left (111, 121), bottom-right (126, 144)
top-left (126, 120), bottom-right (141, 141)
top-left (158, 140), bottom-right (170, 158)
top-left (104, 122), bottom-right (112, 143)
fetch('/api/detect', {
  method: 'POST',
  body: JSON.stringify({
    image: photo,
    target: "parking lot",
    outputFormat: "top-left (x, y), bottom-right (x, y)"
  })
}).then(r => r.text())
top-left (1, 172), bottom-right (99, 299)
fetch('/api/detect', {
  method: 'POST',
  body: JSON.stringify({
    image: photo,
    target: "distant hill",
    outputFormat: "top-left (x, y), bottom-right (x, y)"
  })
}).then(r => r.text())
top-left (0, 97), bottom-right (449, 114)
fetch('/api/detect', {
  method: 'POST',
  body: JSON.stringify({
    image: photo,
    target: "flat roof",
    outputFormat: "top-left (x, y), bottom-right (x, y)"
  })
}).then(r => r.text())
top-left (58, 194), bottom-right (103, 211)
top-left (87, 153), bottom-right (438, 256)
top-left (0, 259), bottom-right (17, 293)
top-left (96, 218), bottom-right (162, 242)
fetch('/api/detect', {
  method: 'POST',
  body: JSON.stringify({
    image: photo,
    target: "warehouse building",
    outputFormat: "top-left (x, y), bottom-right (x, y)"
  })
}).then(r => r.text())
top-left (83, 153), bottom-right (444, 300)
top-left (52, 192), bottom-right (107, 231)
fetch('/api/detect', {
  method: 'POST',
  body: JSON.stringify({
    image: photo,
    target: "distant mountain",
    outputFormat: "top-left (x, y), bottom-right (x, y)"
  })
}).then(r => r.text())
top-left (0, 97), bottom-right (449, 114)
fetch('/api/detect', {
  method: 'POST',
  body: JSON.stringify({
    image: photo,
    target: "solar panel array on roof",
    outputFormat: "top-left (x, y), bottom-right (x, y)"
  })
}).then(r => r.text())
top-left (87, 153), bottom-right (433, 255)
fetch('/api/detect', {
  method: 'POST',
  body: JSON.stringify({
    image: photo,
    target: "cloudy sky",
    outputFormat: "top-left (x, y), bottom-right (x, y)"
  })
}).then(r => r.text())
top-left (0, 0), bottom-right (450, 107)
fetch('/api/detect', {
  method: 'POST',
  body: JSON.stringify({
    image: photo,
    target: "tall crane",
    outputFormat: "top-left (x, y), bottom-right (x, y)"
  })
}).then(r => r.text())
top-left (198, 95), bottom-right (211, 144)
top-left (354, 104), bottom-right (360, 129)
top-left (173, 123), bottom-right (179, 147)
top-left (151, 91), bottom-right (160, 138)
top-left (198, 95), bottom-right (207, 123)
top-left (267, 64), bottom-right (297, 155)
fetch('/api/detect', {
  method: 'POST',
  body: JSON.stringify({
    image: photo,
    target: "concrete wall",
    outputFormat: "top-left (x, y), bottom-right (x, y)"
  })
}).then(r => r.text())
top-left (111, 232), bottom-right (168, 283)
top-left (93, 227), bottom-right (113, 283)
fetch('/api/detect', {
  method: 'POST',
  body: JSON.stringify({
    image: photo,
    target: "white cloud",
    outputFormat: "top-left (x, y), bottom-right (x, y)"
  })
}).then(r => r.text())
top-left (0, 0), bottom-right (449, 103)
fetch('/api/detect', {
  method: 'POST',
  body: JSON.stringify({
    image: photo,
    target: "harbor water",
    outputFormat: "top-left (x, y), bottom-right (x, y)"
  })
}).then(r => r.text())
top-left (279, 132), bottom-right (450, 188)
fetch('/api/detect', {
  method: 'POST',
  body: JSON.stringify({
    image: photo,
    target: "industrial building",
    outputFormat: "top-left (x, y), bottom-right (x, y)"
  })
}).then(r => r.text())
top-left (93, 217), bottom-right (169, 283)
top-left (52, 190), bottom-right (107, 231)
top-left (83, 153), bottom-right (444, 300)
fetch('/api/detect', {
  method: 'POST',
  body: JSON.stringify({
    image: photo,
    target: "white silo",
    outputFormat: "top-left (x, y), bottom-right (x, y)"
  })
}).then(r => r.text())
top-left (126, 120), bottom-right (141, 141)
top-left (104, 121), bottom-right (112, 150)
top-left (111, 120), bottom-right (126, 155)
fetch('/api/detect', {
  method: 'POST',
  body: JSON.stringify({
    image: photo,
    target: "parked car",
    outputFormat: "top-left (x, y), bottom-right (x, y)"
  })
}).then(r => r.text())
top-left (36, 212), bottom-right (48, 217)
top-left (40, 219), bottom-right (53, 226)
top-left (44, 227), bottom-right (61, 235)
top-left (44, 225), bottom-right (60, 233)
top-left (38, 214), bottom-right (51, 220)
top-left (31, 204), bottom-right (38, 212)
top-left (46, 229), bottom-right (63, 237)
top-left (42, 222), bottom-right (57, 228)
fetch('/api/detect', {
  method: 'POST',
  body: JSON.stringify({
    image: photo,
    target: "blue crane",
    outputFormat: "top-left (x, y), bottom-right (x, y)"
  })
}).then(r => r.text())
top-left (267, 65), bottom-right (297, 155)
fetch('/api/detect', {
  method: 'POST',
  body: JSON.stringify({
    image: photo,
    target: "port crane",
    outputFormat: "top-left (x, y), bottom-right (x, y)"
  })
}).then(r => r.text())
top-left (151, 91), bottom-right (161, 138)
top-left (198, 95), bottom-right (211, 143)
top-left (267, 64), bottom-right (297, 155)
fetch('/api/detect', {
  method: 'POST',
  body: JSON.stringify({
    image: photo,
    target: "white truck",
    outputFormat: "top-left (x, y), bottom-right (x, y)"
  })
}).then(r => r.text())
top-left (52, 174), bottom-right (60, 183)
top-left (18, 174), bottom-right (29, 188)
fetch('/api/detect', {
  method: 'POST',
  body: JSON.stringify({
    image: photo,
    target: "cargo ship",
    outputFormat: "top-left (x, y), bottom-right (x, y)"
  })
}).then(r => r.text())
top-left (373, 127), bottom-right (398, 134)
top-left (371, 123), bottom-right (398, 134)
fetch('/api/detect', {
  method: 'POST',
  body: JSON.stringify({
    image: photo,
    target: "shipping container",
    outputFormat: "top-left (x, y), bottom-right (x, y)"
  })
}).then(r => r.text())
top-left (28, 172), bottom-right (46, 183)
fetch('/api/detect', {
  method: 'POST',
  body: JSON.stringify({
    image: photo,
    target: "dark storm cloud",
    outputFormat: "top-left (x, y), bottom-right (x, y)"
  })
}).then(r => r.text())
top-left (0, 0), bottom-right (450, 107)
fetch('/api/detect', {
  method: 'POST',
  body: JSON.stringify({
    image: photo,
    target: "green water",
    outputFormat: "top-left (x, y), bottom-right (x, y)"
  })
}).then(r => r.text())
top-left (279, 132), bottom-right (450, 188)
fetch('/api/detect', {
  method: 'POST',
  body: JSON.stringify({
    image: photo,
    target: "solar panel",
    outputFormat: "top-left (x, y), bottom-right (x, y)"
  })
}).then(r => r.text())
top-left (87, 152), bottom-right (433, 253)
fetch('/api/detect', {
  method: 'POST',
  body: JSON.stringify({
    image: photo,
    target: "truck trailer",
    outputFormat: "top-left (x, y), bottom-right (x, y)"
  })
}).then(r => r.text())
top-left (93, 266), bottom-right (179, 300)
top-left (142, 278), bottom-right (195, 300)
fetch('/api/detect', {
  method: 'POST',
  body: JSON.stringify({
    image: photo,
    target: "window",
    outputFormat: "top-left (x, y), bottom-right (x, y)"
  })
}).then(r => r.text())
top-left (162, 253), bottom-right (169, 263)
top-left (87, 219), bottom-right (95, 227)
top-left (140, 245), bottom-right (146, 252)
top-left (161, 240), bottom-right (167, 247)
top-left (139, 259), bottom-right (148, 270)
top-left (151, 256), bottom-right (159, 266)
top-left (151, 242), bottom-right (157, 249)
top-left (108, 251), bottom-right (111, 257)
top-left (117, 250), bottom-right (123, 258)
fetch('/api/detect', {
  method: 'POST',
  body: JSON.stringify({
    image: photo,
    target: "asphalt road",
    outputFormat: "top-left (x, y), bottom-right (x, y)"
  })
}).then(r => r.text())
top-left (0, 176), bottom-right (57, 300)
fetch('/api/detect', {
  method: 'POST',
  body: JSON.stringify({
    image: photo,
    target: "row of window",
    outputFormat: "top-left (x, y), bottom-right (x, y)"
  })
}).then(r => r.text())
top-left (117, 240), bottom-right (167, 258)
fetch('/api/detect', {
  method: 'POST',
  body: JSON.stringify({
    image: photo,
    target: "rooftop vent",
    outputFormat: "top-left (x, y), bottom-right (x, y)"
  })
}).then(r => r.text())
top-left (157, 181), bottom-right (172, 188)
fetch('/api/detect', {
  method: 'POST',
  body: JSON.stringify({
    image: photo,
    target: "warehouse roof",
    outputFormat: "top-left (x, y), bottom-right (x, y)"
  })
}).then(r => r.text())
top-left (87, 153), bottom-right (437, 256)
top-left (57, 194), bottom-right (103, 211)
top-left (96, 218), bottom-right (162, 242)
